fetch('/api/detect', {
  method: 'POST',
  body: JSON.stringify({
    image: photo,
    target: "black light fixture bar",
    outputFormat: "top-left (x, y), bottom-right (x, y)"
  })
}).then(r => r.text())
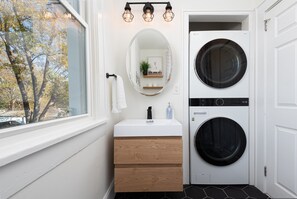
top-left (127, 2), bottom-right (169, 5)
top-left (122, 1), bottom-right (174, 22)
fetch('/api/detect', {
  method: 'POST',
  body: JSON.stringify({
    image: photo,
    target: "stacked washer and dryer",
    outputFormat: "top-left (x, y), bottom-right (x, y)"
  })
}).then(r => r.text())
top-left (189, 31), bottom-right (249, 184)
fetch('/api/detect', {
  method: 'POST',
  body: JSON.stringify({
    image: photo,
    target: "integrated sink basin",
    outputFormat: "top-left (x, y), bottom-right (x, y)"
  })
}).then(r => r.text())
top-left (114, 119), bottom-right (182, 137)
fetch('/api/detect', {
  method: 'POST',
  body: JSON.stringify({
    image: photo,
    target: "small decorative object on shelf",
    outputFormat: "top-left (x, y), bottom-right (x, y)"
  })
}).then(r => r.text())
top-left (148, 56), bottom-right (163, 74)
top-left (140, 61), bottom-right (150, 75)
top-left (143, 74), bottom-right (163, 78)
top-left (148, 71), bottom-right (162, 75)
top-left (144, 71), bottom-right (163, 78)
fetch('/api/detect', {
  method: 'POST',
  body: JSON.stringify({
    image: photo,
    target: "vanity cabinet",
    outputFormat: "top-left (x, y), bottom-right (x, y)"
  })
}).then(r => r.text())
top-left (114, 136), bottom-right (183, 192)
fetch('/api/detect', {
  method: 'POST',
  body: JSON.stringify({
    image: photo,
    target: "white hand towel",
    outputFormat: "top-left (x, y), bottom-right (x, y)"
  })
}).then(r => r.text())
top-left (112, 78), bottom-right (119, 113)
top-left (112, 75), bottom-right (127, 113)
top-left (116, 75), bottom-right (127, 109)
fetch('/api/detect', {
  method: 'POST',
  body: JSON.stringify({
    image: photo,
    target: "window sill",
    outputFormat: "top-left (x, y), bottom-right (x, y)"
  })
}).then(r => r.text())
top-left (0, 117), bottom-right (107, 167)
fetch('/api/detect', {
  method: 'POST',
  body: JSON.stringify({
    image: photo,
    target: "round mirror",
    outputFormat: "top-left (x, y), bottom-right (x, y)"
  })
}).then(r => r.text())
top-left (126, 29), bottom-right (172, 96)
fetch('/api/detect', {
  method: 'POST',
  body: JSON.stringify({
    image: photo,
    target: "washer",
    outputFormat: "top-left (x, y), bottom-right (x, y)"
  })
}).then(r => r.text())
top-left (190, 98), bottom-right (249, 184)
top-left (189, 31), bottom-right (249, 98)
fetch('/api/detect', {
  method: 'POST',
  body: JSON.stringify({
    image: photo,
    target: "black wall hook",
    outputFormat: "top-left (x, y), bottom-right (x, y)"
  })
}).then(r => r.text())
top-left (106, 73), bottom-right (117, 78)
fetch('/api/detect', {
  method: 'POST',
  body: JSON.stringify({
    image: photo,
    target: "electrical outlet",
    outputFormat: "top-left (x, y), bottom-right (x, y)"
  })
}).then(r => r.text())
top-left (173, 83), bottom-right (180, 95)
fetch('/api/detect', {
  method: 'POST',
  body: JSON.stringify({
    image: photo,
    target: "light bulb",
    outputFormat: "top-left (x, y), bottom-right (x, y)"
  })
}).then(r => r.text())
top-left (122, 3), bottom-right (134, 22)
top-left (163, 3), bottom-right (174, 22)
top-left (122, 10), bottom-right (134, 22)
top-left (163, 9), bottom-right (174, 22)
top-left (142, 9), bottom-right (154, 22)
top-left (142, 3), bottom-right (154, 22)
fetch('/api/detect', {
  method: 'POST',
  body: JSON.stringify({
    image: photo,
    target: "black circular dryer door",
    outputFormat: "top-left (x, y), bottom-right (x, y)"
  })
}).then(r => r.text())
top-left (195, 39), bottom-right (247, 88)
top-left (195, 117), bottom-right (247, 166)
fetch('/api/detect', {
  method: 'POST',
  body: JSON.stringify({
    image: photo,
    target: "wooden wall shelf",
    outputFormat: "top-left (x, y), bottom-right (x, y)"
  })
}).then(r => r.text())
top-left (143, 86), bottom-right (163, 89)
top-left (143, 75), bottom-right (163, 78)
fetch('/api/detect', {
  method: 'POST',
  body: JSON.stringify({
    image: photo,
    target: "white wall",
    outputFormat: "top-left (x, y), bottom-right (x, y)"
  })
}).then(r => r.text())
top-left (113, 0), bottom-right (261, 115)
top-left (254, 0), bottom-right (266, 7)
top-left (0, 0), bottom-right (119, 199)
top-left (107, 0), bottom-right (262, 184)
top-left (114, 0), bottom-right (260, 119)
top-left (8, 126), bottom-right (114, 199)
top-left (0, 1), bottom-right (268, 199)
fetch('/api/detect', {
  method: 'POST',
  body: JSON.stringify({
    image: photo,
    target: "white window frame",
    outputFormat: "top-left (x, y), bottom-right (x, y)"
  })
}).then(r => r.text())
top-left (0, 0), bottom-right (106, 167)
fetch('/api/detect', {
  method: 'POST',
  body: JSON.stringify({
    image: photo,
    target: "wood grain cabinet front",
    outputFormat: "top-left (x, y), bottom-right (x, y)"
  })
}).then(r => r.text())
top-left (114, 137), bottom-right (183, 192)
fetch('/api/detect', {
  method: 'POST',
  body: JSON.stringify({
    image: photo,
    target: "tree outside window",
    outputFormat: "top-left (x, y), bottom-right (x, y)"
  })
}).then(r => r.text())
top-left (0, 0), bottom-right (87, 129)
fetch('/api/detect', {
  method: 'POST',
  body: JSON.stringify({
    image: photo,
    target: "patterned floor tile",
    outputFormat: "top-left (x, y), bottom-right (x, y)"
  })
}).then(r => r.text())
top-left (146, 192), bottom-right (165, 199)
top-left (225, 186), bottom-right (248, 198)
top-left (114, 185), bottom-right (268, 199)
top-left (243, 186), bottom-right (269, 199)
top-left (166, 191), bottom-right (186, 199)
top-left (185, 186), bottom-right (206, 199)
top-left (204, 187), bottom-right (227, 199)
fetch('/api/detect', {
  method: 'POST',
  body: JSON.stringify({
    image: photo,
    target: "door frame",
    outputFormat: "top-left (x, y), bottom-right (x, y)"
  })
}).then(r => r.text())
top-left (255, 0), bottom-right (287, 194)
top-left (256, 0), bottom-right (297, 196)
top-left (255, 0), bottom-right (269, 193)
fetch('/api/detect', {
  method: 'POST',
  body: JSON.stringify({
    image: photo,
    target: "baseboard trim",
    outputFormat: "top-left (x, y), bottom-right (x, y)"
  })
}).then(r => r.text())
top-left (103, 179), bottom-right (115, 199)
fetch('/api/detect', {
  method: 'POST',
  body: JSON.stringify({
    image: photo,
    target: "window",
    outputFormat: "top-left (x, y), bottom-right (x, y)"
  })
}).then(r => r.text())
top-left (0, 0), bottom-right (87, 129)
top-left (65, 0), bottom-right (80, 13)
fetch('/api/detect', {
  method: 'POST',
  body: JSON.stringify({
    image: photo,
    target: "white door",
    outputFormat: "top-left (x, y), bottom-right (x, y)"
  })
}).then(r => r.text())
top-left (265, 0), bottom-right (297, 198)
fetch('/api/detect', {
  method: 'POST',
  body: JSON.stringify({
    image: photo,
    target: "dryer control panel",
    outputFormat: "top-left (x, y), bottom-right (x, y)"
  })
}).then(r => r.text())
top-left (189, 98), bottom-right (249, 106)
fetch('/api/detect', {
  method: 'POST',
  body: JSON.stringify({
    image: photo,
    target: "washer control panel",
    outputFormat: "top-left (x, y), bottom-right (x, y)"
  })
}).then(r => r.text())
top-left (189, 98), bottom-right (249, 106)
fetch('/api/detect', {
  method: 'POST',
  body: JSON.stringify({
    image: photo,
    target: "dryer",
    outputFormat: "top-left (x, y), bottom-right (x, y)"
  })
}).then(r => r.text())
top-left (190, 98), bottom-right (249, 184)
top-left (189, 31), bottom-right (249, 98)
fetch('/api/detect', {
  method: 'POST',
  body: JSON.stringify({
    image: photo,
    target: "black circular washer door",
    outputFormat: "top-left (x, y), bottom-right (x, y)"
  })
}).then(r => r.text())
top-left (196, 39), bottom-right (247, 88)
top-left (195, 117), bottom-right (247, 166)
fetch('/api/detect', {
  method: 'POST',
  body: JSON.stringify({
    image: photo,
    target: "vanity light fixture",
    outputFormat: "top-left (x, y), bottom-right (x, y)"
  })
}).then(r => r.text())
top-left (163, 2), bottom-right (175, 22)
top-left (122, 2), bottom-right (174, 22)
top-left (142, 3), bottom-right (154, 22)
top-left (122, 3), bottom-right (134, 22)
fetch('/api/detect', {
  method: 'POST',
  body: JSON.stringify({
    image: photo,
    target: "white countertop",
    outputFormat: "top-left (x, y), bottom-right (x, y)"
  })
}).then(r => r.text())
top-left (114, 119), bottom-right (182, 137)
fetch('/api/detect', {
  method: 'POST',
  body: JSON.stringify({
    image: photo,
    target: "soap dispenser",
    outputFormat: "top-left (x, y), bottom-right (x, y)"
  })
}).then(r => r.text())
top-left (166, 103), bottom-right (173, 119)
top-left (147, 106), bottom-right (152, 120)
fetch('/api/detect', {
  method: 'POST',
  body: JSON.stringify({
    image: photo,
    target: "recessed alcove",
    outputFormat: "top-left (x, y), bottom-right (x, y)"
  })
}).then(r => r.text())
top-left (189, 14), bottom-right (250, 31)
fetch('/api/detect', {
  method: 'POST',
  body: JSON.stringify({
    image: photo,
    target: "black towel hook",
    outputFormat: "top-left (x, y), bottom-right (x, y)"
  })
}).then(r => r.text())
top-left (106, 73), bottom-right (117, 78)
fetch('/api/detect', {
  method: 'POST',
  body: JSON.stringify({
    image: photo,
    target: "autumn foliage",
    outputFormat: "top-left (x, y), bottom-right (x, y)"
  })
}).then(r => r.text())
top-left (0, 0), bottom-right (71, 124)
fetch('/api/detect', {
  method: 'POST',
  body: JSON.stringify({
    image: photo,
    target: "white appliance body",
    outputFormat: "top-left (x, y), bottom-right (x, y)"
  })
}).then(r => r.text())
top-left (189, 31), bottom-right (250, 98)
top-left (190, 106), bottom-right (249, 184)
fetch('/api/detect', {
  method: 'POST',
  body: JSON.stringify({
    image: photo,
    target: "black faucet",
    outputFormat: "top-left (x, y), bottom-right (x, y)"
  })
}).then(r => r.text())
top-left (147, 106), bottom-right (152, 120)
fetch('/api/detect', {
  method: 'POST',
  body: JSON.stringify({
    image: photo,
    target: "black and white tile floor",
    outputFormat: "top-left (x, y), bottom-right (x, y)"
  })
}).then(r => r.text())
top-left (115, 185), bottom-right (269, 199)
